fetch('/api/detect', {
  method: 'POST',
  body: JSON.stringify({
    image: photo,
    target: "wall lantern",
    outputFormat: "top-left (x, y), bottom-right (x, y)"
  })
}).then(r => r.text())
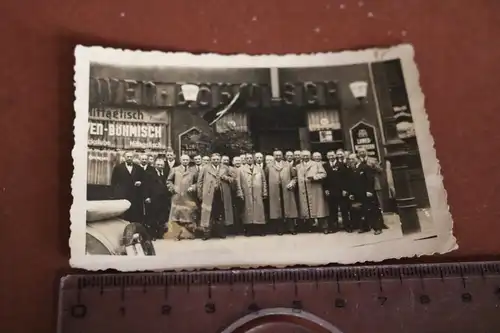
top-left (181, 84), bottom-right (200, 103)
top-left (349, 81), bottom-right (369, 104)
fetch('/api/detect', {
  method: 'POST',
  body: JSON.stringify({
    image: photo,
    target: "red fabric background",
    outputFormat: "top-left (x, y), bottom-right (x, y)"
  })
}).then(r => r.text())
top-left (1, 0), bottom-right (499, 331)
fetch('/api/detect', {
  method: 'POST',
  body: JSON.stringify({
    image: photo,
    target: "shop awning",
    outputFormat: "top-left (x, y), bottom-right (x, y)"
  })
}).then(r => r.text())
top-left (215, 111), bottom-right (249, 133)
top-left (307, 109), bottom-right (341, 131)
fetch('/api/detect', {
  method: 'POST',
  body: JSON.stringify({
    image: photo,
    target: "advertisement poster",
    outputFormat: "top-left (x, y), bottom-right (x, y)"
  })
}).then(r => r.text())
top-left (349, 121), bottom-right (380, 161)
top-left (87, 107), bottom-right (169, 185)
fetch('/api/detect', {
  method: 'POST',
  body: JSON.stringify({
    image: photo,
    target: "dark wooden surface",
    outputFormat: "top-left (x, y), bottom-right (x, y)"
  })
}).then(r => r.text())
top-left (1, 1), bottom-right (499, 332)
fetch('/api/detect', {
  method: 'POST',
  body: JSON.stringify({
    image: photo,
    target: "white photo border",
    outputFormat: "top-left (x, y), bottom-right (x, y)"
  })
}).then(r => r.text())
top-left (71, 44), bottom-right (457, 271)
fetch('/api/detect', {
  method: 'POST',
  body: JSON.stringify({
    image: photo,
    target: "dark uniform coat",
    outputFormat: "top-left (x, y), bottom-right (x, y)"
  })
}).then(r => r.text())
top-left (110, 162), bottom-right (145, 223)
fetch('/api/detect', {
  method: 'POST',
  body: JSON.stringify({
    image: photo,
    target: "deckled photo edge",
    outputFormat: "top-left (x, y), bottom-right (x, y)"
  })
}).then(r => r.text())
top-left (70, 46), bottom-right (90, 267)
top-left (70, 44), bottom-right (456, 271)
top-left (394, 47), bottom-right (456, 252)
top-left (72, 43), bottom-right (413, 68)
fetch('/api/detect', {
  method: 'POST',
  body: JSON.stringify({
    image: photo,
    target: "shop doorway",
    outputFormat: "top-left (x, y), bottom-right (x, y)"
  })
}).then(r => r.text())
top-left (249, 107), bottom-right (306, 154)
top-left (254, 129), bottom-right (301, 154)
top-left (309, 129), bottom-right (346, 158)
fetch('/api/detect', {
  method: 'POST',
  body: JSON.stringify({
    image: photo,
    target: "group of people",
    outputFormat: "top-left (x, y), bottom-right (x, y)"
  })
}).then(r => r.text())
top-left (109, 147), bottom-right (393, 241)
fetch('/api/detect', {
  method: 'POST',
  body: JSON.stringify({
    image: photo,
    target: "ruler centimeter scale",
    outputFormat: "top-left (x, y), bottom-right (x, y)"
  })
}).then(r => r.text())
top-left (58, 261), bottom-right (500, 333)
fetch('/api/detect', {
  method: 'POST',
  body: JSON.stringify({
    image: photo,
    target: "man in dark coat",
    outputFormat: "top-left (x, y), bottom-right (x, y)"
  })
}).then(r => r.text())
top-left (110, 151), bottom-right (145, 223)
top-left (139, 153), bottom-right (154, 173)
top-left (323, 149), bottom-right (351, 233)
top-left (144, 158), bottom-right (169, 240)
top-left (347, 154), bottom-right (383, 235)
top-left (357, 147), bottom-right (388, 229)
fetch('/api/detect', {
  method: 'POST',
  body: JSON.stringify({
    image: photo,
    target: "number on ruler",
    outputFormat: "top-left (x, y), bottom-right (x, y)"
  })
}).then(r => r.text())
top-left (335, 298), bottom-right (346, 308)
top-left (292, 300), bottom-right (303, 312)
top-left (247, 303), bottom-right (260, 312)
top-left (377, 296), bottom-right (388, 306)
top-left (70, 304), bottom-right (87, 318)
top-left (205, 302), bottom-right (216, 314)
top-left (461, 292), bottom-right (472, 303)
top-left (119, 306), bottom-right (126, 316)
top-left (495, 287), bottom-right (500, 299)
top-left (161, 304), bottom-right (172, 315)
top-left (419, 295), bottom-right (431, 305)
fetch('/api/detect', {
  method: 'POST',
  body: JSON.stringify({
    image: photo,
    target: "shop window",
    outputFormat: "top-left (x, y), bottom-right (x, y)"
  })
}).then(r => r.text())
top-left (307, 109), bottom-right (341, 131)
top-left (309, 129), bottom-right (343, 143)
top-left (87, 108), bottom-right (171, 186)
top-left (87, 149), bottom-right (166, 186)
top-left (306, 109), bottom-right (344, 158)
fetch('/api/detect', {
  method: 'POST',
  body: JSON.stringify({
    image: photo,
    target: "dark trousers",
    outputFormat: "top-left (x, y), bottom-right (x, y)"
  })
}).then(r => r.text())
top-left (269, 218), bottom-right (296, 235)
top-left (297, 218), bottom-right (321, 233)
top-left (268, 185), bottom-right (292, 235)
top-left (145, 196), bottom-right (168, 239)
top-left (375, 190), bottom-right (384, 212)
top-left (164, 196), bottom-right (173, 227)
top-left (230, 197), bottom-right (243, 236)
top-left (262, 197), bottom-right (272, 235)
top-left (349, 203), bottom-right (362, 231)
top-left (209, 188), bottom-right (226, 238)
top-left (361, 196), bottom-right (384, 231)
top-left (326, 195), bottom-right (351, 231)
top-left (243, 223), bottom-right (268, 236)
top-left (122, 196), bottom-right (145, 224)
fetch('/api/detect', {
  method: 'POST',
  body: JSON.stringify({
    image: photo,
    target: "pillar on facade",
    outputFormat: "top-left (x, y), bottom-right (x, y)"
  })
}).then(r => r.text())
top-left (383, 116), bottom-right (421, 235)
top-left (269, 67), bottom-right (282, 106)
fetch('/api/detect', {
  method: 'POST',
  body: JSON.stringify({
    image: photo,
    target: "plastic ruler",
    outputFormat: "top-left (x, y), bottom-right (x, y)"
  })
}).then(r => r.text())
top-left (58, 261), bottom-right (500, 332)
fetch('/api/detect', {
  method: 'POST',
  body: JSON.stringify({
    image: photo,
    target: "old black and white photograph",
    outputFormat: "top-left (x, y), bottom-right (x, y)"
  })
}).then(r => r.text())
top-left (71, 45), bottom-right (456, 270)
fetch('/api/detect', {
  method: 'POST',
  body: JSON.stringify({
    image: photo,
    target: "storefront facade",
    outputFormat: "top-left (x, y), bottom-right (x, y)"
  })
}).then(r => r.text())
top-left (86, 62), bottom-right (428, 209)
top-left (171, 64), bottom-right (385, 161)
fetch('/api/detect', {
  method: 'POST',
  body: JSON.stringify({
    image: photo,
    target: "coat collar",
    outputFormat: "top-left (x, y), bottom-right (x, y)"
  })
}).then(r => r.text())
top-left (181, 165), bottom-right (191, 175)
top-left (206, 164), bottom-right (219, 176)
top-left (123, 162), bottom-right (138, 174)
top-left (243, 164), bottom-right (259, 174)
top-left (273, 161), bottom-right (284, 171)
top-left (327, 160), bottom-right (338, 168)
top-left (302, 161), bottom-right (313, 170)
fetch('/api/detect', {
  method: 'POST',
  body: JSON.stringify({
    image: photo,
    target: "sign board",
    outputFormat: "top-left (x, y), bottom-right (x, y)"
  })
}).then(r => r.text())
top-left (319, 130), bottom-right (333, 142)
top-left (178, 127), bottom-right (209, 157)
top-left (86, 108), bottom-right (170, 186)
top-left (349, 121), bottom-right (380, 161)
top-left (88, 108), bottom-right (169, 151)
top-left (89, 77), bottom-right (340, 108)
